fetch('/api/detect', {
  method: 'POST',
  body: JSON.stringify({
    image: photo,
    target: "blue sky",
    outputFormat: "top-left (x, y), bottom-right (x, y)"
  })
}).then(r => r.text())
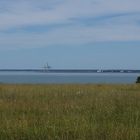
top-left (0, 0), bottom-right (140, 69)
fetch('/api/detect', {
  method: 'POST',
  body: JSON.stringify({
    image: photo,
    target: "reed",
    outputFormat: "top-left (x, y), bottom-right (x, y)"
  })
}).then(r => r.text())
top-left (0, 84), bottom-right (140, 140)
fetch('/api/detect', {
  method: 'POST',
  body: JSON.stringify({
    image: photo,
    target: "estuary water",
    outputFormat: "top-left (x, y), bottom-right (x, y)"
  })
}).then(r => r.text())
top-left (0, 72), bottom-right (139, 84)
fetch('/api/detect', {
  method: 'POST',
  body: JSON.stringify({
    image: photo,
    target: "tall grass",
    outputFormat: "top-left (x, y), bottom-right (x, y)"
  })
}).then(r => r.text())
top-left (0, 84), bottom-right (140, 140)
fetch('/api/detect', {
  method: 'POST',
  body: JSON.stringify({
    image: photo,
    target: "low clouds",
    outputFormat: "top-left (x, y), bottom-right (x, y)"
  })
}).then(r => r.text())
top-left (0, 0), bottom-right (140, 48)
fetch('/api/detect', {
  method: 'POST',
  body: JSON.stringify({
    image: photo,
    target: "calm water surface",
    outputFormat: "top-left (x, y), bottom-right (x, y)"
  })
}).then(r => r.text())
top-left (0, 72), bottom-right (139, 84)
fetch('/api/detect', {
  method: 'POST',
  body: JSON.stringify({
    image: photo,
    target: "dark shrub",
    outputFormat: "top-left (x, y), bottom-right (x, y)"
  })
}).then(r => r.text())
top-left (136, 76), bottom-right (140, 83)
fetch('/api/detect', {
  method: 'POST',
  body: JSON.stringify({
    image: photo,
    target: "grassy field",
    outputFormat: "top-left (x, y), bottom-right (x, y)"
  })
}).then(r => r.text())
top-left (0, 84), bottom-right (140, 140)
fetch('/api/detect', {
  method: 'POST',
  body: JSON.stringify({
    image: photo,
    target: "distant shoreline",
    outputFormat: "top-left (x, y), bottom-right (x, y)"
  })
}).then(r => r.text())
top-left (0, 69), bottom-right (140, 73)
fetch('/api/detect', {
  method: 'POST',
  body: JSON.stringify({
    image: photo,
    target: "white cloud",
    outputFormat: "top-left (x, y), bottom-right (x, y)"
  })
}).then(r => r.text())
top-left (1, 23), bottom-right (140, 49)
top-left (0, 0), bottom-right (140, 29)
top-left (0, 0), bottom-right (140, 48)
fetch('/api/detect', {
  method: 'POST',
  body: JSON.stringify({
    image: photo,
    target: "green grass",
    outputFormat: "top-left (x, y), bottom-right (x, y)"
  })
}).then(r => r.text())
top-left (0, 84), bottom-right (140, 140)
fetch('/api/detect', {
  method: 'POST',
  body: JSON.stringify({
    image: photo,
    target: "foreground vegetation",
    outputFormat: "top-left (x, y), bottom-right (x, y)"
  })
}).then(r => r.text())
top-left (0, 84), bottom-right (140, 140)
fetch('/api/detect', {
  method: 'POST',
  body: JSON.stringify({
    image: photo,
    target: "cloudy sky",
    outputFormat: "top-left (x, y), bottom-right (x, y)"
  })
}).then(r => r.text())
top-left (0, 0), bottom-right (140, 69)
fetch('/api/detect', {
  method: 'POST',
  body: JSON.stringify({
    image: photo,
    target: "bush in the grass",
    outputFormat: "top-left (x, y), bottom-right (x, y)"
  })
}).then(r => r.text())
top-left (136, 76), bottom-right (140, 83)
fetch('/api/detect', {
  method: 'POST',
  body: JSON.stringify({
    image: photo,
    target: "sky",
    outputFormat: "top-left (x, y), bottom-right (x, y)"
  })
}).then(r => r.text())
top-left (0, 0), bottom-right (140, 69)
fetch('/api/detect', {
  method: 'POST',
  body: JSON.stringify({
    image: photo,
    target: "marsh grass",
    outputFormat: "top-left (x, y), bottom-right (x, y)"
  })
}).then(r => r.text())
top-left (0, 84), bottom-right (140, 140)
